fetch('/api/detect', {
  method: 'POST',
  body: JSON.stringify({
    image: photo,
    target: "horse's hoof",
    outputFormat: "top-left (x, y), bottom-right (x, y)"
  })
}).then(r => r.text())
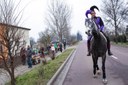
top-left (102, 79), bottom-right (108, 84)
top-left (93, 74), bottom-right (97, 78)
top-left (97, 70), bottom-right (101, 75)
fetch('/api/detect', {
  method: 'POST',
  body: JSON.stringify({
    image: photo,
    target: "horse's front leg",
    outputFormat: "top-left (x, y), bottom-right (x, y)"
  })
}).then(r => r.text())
top-left (92, 55), bottom-right (97, 78)
top-left (96, 58), bottom-right (101, 75)
top-left (102, 54), bottom-right (107, 84)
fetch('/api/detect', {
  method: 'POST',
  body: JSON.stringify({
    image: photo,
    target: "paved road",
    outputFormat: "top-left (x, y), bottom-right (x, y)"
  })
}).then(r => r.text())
top-left (63, 41), bottom-right (128, 85)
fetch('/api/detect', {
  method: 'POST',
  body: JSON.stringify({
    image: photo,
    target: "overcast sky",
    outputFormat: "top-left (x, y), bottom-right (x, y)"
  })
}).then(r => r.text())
top-left (19, 0), bottom-right (102, 41)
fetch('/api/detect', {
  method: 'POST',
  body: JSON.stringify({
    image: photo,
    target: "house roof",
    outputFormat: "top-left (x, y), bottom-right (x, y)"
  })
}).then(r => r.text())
top-left (0, 23), bottom-right (31, 30)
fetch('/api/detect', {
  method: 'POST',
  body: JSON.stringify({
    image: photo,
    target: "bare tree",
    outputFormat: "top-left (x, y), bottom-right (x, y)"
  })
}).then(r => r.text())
top-left (30, 37), bottom-right (36, 48)
top-left (0, 0), bottom-right (26, 85)
top-left (101, 0), bottom-right (128, 43)
top-left (69, 34), bottom-right (77, 45)
top-left (38, 28), bottom-right (52, 47)
top-left (45, 0), bottom-right (72, 42)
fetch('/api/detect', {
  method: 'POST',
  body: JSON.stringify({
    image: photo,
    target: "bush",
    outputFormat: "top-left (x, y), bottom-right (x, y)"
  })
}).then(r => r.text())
top-left (109, 34), bottom-right (127, 43)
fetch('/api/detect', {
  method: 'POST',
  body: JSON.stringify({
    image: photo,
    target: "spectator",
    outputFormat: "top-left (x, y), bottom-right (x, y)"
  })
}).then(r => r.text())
top-left (20, 46), bottom-right (26, 65)
top-left (27, 45), bottom-right (33, 68)
top-left (54, 43), bottom-right (58, 53)
top-left (51, 44), bottom-right (55, 60)
top-left (63, 41), bottom-right (66, 50)
top-left (40, 47), bottom-right (46, 64)
top-left (47, 44), bottom-right (51, 55)
top-left (59, 42), bottom-right (63, 52)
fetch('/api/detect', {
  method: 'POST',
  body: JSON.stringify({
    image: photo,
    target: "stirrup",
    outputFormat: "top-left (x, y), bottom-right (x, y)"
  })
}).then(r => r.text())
top-left (87, 52), bottom-right (91, 56)
top-left (108, 51), bottom-right (113, 56)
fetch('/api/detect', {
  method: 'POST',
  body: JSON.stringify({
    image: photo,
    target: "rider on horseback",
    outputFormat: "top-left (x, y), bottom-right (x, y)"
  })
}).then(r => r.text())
top-left (85, 5), bottom-right (113, 56)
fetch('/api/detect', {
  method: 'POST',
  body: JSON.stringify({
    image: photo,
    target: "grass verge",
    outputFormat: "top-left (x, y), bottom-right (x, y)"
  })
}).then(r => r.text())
top-left (6, 48), bottom-right (74, 85)
top-left (111, 42), bottom-right (128, 47)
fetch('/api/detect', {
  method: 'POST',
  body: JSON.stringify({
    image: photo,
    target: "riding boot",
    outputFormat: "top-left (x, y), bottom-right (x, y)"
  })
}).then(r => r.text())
top-left (87, 40), bottom-right (91, 56)
top-left (101, 31), bottom-right (113, 56)
top-left (107, 40), bottom-right (113, 56)
top-left (87, 51), bottom-right (91, 56)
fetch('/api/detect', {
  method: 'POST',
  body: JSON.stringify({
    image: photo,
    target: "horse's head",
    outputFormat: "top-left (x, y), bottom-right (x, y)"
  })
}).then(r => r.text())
top-left (85, 18), bottom-right (100, 37)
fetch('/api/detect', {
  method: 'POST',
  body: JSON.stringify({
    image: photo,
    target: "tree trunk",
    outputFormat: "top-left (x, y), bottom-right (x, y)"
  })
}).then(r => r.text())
top-left (114, 20), bottom-right (118, 44)
top-left (11, 74), bottom-right (16, 85)
top-left (10, 56), bottom-right (16, 85)
top-left (115, 26), bottom-right (118, 44)
top-left (59, 32), bottom-right (63, 42)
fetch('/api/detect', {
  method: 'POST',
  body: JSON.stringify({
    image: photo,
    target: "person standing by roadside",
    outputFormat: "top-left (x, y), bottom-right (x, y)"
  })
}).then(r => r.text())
top-left (59, 42), bottom-right (63, 52)
top-left (63, 41), bottom-right (66, 50)
top-left (20, 46), bottom-right (26, 65)
top-left (51, 44), bottom-right (55, 60)
top-left (40, 47), bottom-right (46, 64)
top-left (27, 45), bottom-right (33, 68)
top-left (54, 42), bottom-right (58, 53)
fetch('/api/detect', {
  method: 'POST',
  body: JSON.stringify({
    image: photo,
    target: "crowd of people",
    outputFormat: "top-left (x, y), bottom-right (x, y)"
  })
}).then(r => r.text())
top-left (20, 42), bottom-right (67, 68)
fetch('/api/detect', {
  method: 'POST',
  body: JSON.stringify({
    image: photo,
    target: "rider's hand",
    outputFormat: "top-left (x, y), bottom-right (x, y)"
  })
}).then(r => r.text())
top-left (85, 32), bottom-right (88, 34)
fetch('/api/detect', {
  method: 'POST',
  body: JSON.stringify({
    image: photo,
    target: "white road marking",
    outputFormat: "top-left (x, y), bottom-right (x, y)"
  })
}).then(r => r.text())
top-left (109, 55), bottom-right (118, 59)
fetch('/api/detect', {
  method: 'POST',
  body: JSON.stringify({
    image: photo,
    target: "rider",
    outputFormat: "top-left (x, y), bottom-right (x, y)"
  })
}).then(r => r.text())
top-left (85, 5), bottom-right (113, 56)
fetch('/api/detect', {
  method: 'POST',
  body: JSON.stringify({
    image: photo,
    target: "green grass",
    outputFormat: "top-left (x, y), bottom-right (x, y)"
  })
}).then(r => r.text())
top-left (111, 41), bottom-right (128, 47)
top-left (7, 48), bottom-right (74, 85)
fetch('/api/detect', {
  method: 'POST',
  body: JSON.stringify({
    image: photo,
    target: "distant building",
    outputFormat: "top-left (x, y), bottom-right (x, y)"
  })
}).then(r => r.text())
top-left (0, 23), bottom-right (31, 47)
top-left (0, 23), bottom-right (31, 62)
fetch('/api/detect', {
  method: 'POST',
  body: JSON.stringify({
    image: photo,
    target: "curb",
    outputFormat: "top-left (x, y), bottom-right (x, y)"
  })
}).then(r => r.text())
top-left (47, 49), bottom-right (76, 85)
top-left (59, 48), bottom-right (76, 85)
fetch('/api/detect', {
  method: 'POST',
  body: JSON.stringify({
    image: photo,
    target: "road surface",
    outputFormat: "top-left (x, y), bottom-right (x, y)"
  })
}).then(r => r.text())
top-left (63, 41), bottom-right (128, 85)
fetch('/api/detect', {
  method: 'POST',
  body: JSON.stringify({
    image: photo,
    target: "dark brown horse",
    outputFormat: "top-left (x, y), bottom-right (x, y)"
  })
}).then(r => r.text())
top-left (85, 18), bottom-right (108, 84)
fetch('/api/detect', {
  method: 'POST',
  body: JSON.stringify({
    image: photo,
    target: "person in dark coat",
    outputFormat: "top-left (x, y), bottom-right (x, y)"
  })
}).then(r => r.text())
top-left (27, 45), bottom-right (32, 68)
top-left (59, 43), bottom-right (63, 52)
top-left (20, 46), bottom-right (26, 65)
top-left (63, 41), bottom-right (66, 50)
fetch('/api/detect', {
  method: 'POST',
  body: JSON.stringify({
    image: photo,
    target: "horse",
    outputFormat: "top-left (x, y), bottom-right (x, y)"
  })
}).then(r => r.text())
top-left (85, 18), bottom-right (108, 84)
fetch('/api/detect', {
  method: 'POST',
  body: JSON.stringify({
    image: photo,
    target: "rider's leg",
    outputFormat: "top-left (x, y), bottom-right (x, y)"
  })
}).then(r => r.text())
top-left (101, 32), bottom-right (113, 55)
top-left (87, 36), bottom-right (92, 56)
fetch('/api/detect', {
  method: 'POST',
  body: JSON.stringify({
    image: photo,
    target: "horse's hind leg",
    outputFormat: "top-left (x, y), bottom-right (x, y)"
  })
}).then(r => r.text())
top-left (102, 55), bottom-right (107, 83)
